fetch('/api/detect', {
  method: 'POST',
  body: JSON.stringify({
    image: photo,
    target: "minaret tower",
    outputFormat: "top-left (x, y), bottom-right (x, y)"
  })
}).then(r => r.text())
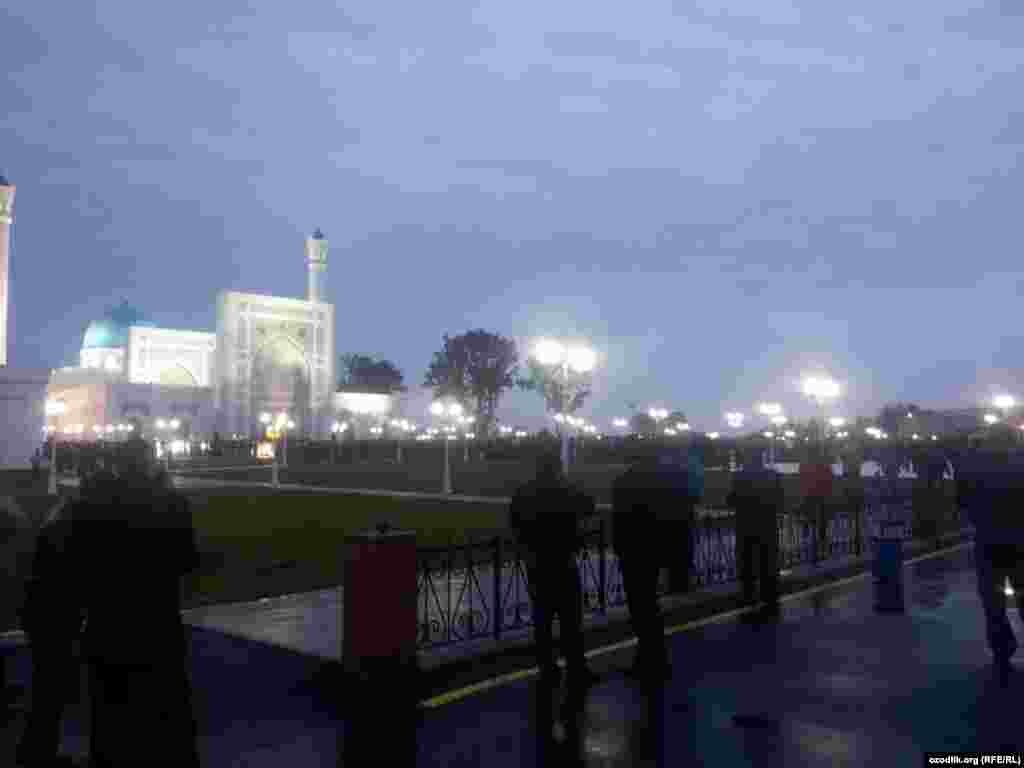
top-left (0, 173), bottom-right (14, 366)
top-left (305, 228), bottom-right (328, 303)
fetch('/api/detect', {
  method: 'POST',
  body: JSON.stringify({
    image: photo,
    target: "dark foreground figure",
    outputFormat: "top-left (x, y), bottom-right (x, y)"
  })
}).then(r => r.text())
top-left (611, 446), bottom-right (698, 679)
top-left (953, 432), bottom-right (1024, 680)
top-left (16, 499), bottom-right (81, 768)
top-left (728, 443), bottom-right (783, 615)
top-left (510, 451), bottom-right (597, 692)
top-left (16, 440), bottom-right (201, 767)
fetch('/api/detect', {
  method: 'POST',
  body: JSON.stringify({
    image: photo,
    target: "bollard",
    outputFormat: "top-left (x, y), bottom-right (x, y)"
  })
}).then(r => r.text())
top-left (872, 519), bottom-right (904, 583)
top-left (343, 525), bottom-right (418, 685)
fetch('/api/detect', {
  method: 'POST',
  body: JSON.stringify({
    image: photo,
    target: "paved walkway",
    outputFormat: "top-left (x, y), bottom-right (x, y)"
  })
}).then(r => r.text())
top-left (3, 542), bottom-right (1021, 766)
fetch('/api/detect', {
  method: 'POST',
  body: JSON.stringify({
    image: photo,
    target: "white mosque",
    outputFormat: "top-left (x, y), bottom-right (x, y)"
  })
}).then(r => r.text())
top-left (0, 174), bottom-right (400, 465)
top-left (47, 228), bottom-right (342, 446)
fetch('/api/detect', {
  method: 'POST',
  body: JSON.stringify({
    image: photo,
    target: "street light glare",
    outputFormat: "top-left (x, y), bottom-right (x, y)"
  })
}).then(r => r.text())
top-left (984, 413), bottom-right (999, 425)
top-left (994, 394), bottom-right (1016, 411)
top-left (566, 346), bottom-right (596, 373)
top-left (802, 376), bottom-right (840, 400)
top-left (613, 418), bottom-right (628, 428)
top-left (757, 402), bottom-right (782, 417)
top-left (533, 338), bottom-right (566, 366)
top-left (828, 417), bottom-right (846, 428)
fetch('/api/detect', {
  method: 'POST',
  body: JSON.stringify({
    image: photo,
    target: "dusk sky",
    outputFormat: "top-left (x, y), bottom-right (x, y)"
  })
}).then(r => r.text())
top-left (4, 0), bottom-right (1023, 431)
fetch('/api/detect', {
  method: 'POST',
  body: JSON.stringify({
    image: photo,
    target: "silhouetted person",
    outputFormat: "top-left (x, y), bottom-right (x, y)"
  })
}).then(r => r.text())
top-left (953, 430), bottom-right (1024, 681)
top-left (662, 444), bottom-right (703, 594)
top-left (2, 500), bottom-right (29, 717)
top-left (16, 499), bottom-right (83, 767)
top-left (612, 446), bottom-right (673, 680)
top-left (799, 444), bottom-right (833, 564)
top-left (30, 450), bottom-right (41, 482)
top-left (510, 450), bottom-right (597, 692)
top-left (728, 443), bottom-right (783, 616)
top-left (73, 443), bottom-right (201, 767)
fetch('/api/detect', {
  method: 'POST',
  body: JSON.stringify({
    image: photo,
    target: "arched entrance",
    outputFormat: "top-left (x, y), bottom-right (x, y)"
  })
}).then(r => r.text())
top-left (251, 334), bottom-right (311, 436)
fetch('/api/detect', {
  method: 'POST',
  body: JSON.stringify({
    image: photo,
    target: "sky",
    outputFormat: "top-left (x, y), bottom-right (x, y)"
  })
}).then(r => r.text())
top-left (3, 0), bottom-right (1024, 432)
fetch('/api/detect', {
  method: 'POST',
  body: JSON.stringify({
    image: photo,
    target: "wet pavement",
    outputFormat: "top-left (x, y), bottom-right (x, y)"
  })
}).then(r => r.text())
top-left (3, 541), bottom-right (1022, 766)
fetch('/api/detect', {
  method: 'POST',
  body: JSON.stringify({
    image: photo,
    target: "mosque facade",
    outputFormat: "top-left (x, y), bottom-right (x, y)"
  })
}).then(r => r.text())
top-left (47, 230), bottom-right (340, 445)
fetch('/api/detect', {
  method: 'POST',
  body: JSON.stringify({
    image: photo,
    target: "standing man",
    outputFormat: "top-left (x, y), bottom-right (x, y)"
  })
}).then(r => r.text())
top-left (612, 445), bottom-right (673, 680)
top-left (16, 498), bottom-right (83, 767)
top-left (728, 442), bottom-right (784, 617)
top-left (74, 438), bottom-right (201, 766)
top-left (954, 429), bottom-right (1023, 681)
top-left (510, 449), bottom-right (598, 692)
top-left (663, 442), bottom-right (704, 594)
top-left (799, 443), bottom-right (834, 564)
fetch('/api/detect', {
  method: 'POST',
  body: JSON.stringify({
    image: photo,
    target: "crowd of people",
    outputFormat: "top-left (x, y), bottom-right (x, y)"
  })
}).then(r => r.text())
top-left (14, 437), bottom-right (200, 768)
top-left (509, 430), bottom-right (1022, 694)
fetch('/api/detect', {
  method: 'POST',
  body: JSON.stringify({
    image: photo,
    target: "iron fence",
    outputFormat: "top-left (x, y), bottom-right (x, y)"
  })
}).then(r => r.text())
top-left (416, 499), bottom-right (962, 649)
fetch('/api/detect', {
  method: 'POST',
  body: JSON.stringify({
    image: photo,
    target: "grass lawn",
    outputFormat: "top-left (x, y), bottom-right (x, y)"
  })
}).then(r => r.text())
top-left (184, 489), bottom-right (510, 607)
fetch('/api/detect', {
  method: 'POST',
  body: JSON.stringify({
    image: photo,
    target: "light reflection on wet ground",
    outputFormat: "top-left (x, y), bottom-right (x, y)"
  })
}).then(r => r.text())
top-left (4, 544), bottom-right (1021, 766)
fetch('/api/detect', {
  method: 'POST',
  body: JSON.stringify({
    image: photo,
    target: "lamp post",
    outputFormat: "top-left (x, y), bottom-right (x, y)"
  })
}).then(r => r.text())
top-left (45, 399), bottom-right (66, 495)
top-left (277, 414), bottom-right (294, 467)
top-left (457, 415), bottom-right (476, 462)
top-left (532, 339), bottom-right (596, 475)
top-left (757, 403), bottom-right (783, 467)
top-left (431, 400), bottom-right (463, 494)
top-left (802, 376), bottom-right (840, 442)
top-left (648, 407), bottom-right (668, 430)
top-left (260, 412), bottom-right (278, 486)
top-left (993, 394), bottom-right (1016, 437)
top-left (330, 419), bottom-right (348, 463)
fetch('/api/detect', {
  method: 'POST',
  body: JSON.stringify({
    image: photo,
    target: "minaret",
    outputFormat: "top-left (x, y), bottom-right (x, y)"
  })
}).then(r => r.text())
top-left (0, 173), bottom-right (14, 366)
top-left (305, 228), bottom-right (328, 303)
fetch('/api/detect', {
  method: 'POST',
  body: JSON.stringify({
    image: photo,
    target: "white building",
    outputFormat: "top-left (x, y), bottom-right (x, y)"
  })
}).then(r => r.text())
top-left (0, 173), bottom-right (50, 468)
top-left (47, 229), bottom-right (338, 445)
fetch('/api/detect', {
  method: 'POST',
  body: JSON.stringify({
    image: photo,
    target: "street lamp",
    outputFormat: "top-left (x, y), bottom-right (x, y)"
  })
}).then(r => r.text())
top-left (44, 399), bottom-right (66, 495)
top-left (531, 338), bottom-right (596, 475)
top-left (757, 404), bottom-right (784, 466)
top-left (725, 412), bottom-right (745, 430)
top-left (984, 413), bottom-right (1000, 426)
top-left (648, 407), bottom-right (668, 424)
top-left (431, 400), bottom-right (464, 494)
top-left (993, 394), bottom-right (1016, 433)
top-left (802, 375), bottom-right (840, 440)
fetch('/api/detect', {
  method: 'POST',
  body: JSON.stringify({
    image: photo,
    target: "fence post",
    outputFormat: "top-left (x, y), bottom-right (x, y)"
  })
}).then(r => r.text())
top-left (493, 537), bottom-right (503, 642)
top-left (598, 518), bottom-right (607, 614)
top-left (854, 501), bottom-right (863, 557)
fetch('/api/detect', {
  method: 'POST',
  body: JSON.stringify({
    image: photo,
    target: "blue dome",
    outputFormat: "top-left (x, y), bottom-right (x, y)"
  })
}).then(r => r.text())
top-left (82, 302), bottom-right (155, 350)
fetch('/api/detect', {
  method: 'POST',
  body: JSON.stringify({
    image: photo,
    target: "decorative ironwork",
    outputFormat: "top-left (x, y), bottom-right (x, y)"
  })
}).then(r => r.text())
top-left (415, 507), bottom-right (963, 650)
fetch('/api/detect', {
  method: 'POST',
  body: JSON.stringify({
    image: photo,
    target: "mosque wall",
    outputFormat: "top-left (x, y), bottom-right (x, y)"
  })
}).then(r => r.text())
top-left (215, 291), bottom-right (334, 439)
top-left (0, 367), bottom-right (50, 468)
top-left (127, 326), bottom-right (216, 388)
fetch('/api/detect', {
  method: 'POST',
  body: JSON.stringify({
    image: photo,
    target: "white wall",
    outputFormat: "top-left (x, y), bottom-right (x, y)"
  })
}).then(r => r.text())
top-left (0, 367), bottom-right (50, 468)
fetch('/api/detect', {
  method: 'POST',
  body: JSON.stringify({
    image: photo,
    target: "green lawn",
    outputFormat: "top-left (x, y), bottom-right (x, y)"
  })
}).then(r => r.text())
top-left (184, 490), bottom-right (510, 607)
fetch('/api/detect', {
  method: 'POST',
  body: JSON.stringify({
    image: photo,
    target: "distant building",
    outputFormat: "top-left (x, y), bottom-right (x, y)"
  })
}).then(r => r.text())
top-left (0, 173), bottom-right (50, 467)
top-left (47, 229), bottom-right (337, 447)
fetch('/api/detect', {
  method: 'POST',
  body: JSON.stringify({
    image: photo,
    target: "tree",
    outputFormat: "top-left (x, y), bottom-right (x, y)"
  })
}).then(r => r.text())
top-left (878, 402), bottom-right (920, 438)
top-left (629, 410), bottom-right (657, 436)
top-left (424, 330), bottom-right (519, 438)
top-left (517, 359), bottom-right (592, 421)
top-left (338, 353), bottom-right (405, 394)
top-left (666, 410), bottom-right (688, 430)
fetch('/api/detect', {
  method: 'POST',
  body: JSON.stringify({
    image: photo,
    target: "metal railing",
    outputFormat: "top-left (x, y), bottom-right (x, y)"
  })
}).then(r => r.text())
top-left (415, 501), bottom-right (964, 649)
